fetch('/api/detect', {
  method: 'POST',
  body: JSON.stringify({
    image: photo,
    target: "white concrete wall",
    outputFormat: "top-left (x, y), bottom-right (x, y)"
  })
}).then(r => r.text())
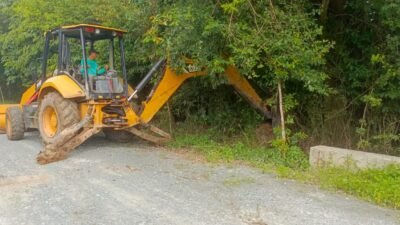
top-left (310, 145), bottom-right (400, 169)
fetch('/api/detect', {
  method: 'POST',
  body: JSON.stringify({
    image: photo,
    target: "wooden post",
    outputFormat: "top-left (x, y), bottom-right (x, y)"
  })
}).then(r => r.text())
top-left (167, 102), bottom-right (175, 137)
top-left (0, 86), bottom-right (4, 103)
top-left (277, 80), bottom-right (286, 142)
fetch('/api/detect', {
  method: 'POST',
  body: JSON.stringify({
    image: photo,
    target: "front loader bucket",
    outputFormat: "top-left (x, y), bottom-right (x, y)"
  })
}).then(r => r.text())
top-left (0, 104), bottom-right (19, 132)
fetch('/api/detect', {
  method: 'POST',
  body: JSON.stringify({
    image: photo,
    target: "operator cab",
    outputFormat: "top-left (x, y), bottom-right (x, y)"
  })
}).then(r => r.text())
top-left (41, 24), bottom-right (128, 99)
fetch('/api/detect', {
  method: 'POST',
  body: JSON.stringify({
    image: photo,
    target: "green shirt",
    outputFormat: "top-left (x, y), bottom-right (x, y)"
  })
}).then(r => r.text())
top-left (80, 58), bottom-right (106, 76)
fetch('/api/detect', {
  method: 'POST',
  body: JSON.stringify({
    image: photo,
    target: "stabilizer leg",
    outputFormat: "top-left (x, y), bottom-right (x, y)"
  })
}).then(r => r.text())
top-left (36, 116), bottom-right (100, 165)
top-left (126, 125), bottom-right (171, 145)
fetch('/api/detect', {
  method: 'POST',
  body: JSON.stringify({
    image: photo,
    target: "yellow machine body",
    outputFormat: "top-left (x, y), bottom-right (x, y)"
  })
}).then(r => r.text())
top-left (20, 83), bottom-right (36, 105)
top-left (38, 75), bottom-right (86, 99)
top-left (0, 75), bottom-right (86, 131)
top-left (0, 64), bottom-right (269, 133)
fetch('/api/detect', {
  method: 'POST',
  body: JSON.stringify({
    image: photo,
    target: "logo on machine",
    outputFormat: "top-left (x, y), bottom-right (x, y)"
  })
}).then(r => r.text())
top-left (183, 64), bottom-right (201, 73)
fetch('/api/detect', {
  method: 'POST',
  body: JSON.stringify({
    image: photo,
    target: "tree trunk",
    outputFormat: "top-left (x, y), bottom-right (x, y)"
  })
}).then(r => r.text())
top-left (277, 80), bottom-right (286, 142)
top-left (167, 102), bottom-right (175, 137)
top-left (320, 0), bottom-right (330, 23)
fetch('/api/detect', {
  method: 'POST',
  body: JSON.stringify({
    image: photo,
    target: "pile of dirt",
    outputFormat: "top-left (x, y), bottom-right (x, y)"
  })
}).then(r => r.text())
top-left (255, 123), bottom-right (274, 146)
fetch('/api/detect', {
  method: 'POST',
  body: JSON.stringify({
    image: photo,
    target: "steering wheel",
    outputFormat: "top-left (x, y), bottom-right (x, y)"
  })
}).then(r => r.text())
top-left (106, 69), bottom-right (118, 78)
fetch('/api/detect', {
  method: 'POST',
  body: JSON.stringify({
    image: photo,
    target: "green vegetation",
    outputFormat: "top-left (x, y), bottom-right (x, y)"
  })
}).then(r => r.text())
top-left (0, 0), bottom-right (398, 151)
top-left (308, 165), bottom-right (400, 209)
top-left (169, 132), bottom-right (308, 171)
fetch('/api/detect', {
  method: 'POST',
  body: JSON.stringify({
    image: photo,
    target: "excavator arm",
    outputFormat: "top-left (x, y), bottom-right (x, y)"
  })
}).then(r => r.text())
top-left (224, 65), bottom-right (271, 119)
top-left (139, 66), bottom-right (206, 123)
top-left (137, 63), bottom-right (271, 124)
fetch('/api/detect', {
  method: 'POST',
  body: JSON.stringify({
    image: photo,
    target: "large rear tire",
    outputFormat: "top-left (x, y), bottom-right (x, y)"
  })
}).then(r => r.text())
top-left (38, 92), bottom-right (80, 145)
top-left (103, 128), bottom-right (134, 143)
top-left (6, 106), bottom-right (25, 140)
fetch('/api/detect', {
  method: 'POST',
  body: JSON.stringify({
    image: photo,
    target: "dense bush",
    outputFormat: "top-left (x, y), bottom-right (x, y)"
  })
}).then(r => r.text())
top-left (0, 0), bottom-right (398, 153)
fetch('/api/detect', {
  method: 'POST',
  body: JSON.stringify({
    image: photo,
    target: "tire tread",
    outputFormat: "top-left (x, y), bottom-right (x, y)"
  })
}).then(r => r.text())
top-left (6, 106), bottom-right (25, 140)
top-left (38, 92), bottom-right (80, 144)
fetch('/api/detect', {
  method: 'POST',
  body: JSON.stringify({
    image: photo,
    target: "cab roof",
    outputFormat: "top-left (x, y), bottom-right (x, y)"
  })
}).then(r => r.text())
top-left (50, 24), bottom-right (127, 41)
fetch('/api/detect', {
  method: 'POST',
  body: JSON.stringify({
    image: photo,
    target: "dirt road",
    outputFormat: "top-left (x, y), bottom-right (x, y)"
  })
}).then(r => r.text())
top-left (0, 132), bottom-right (399, 225)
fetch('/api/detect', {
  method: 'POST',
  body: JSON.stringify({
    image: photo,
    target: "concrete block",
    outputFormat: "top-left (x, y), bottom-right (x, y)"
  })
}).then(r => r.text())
top-left (310, 145), bottom-right (400, 169)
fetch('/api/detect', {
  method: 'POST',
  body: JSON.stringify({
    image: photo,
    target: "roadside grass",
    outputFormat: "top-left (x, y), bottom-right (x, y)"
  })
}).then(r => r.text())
top-left (168, 132), bottom-right (309, 171)
top-left (168, 129), bottom-right (400, 209)
top-left (317, 166), bottom-right (400, 208)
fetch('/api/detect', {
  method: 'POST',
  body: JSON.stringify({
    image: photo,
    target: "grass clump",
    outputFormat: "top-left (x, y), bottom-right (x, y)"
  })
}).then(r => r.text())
top-left (169, 133), bottom-right (309, 171)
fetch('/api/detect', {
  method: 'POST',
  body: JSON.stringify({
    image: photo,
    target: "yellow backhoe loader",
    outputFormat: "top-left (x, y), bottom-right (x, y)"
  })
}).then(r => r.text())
top-left (0, 24), bottom-right (271, 165)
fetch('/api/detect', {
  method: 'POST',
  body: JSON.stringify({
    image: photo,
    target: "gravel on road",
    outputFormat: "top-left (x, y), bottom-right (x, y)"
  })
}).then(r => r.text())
top-left (0, 132), bottom-right (399, 225)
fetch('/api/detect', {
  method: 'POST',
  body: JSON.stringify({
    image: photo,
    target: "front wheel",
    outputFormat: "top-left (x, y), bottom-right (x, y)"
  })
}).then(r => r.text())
top-left (38, 92), bottom-right (80, 145)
